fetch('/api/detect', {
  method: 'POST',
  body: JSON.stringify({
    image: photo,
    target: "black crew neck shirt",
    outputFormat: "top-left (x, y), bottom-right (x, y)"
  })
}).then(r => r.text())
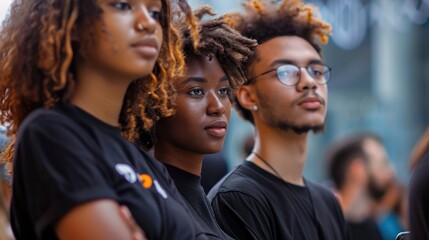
top-left (208, 161), bottom-right (350, 240)
top-left (165, 164), bottom-right (234, 240)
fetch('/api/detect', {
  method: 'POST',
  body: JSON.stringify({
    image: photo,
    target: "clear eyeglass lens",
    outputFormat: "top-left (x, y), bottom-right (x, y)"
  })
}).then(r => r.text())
top-left (277, 65), bottom-right (300, 85)
top-left (276, 64), bottom-right (330, 85)
top-left (308, 64), bottom-right (328, 81)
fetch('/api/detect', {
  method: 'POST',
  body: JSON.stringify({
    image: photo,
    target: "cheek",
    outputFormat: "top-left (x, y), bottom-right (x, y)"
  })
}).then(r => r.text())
top-left (319, 85), bottom-right (328, 100)
top-left (156, 26), bottom-right (163, 49)
top-left (173, 101), bottom-right (205, 124)
top-left (224, 100), bottom-right (232, 120)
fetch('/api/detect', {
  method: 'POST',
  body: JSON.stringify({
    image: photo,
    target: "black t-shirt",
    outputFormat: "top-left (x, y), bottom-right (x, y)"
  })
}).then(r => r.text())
top-left (347, 218), bottom-right (383, 240)
top-left (409, 150), bottom-right (429, 240)
top-left (208, 161), bottom-right (350, 240)
top-left (10, 104), bottom-right (206, 240)
top-left (165, 164), bottom-right (234, 240)
top-left (201, 153), bottom-right (229, 194)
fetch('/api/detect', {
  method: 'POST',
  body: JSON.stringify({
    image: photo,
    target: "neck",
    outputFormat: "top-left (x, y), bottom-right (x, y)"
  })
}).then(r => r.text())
top-left (71, 64), bottom-right (134, 126)
top-left (154, 142), bottom-right (204, 176)
top-left (250, 123), bottom-right (308, 186)
top-left (338, 184), bottom-right (370, 221)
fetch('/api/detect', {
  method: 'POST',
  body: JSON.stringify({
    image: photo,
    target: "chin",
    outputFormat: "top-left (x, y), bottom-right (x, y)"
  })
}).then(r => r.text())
top-left (202, 144), bottom-right (224, 155)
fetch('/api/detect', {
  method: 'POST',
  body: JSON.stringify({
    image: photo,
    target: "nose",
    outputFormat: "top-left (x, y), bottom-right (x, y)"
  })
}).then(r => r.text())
top-left (135, 5), bottom-right (157, 33)
top-left (296, 67), bottom-right (317, 92)
top-left (207, 92), bottom-right (226, 116)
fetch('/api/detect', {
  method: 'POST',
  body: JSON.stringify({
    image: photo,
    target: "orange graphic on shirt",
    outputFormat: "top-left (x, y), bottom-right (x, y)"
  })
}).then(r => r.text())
top-left (140, 174), bottom-right (153, 189)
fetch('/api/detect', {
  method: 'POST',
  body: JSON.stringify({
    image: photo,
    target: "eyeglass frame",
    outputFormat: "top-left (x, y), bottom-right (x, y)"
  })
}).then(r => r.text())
top-left (246, 63), bottom-right (332, 86)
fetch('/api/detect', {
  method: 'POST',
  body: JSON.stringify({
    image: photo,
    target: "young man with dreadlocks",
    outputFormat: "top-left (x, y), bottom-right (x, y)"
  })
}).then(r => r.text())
top-left (135, 6), bottom-right (256, 240)
top-left (207, 0), bottom-right (350, 239)
top-left (0, 0), bottom-right (208, 239)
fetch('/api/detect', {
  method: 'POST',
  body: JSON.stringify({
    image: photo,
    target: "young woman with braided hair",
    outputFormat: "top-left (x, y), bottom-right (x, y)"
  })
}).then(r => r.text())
top-left (0, 0), bottom-right (208, 239)
top-left (135, 6), bottom-right (256, 240)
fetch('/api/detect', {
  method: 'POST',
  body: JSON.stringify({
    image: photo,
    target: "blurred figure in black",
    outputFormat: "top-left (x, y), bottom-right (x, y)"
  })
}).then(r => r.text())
top-left (408, 128), bottom-right (429, 240)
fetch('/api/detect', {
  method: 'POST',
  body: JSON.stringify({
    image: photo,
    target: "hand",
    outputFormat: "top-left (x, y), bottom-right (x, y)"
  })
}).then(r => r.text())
top-left (119, 206), bottom-right (147, 240)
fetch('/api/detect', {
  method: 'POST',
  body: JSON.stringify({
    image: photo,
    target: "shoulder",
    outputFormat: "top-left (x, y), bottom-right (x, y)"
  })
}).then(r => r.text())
top-left (21, 106), bottom-right (73, 126)
top-left (410, 151), bottom-right (429, 191)
top-left (208, 162), bottom-right (265, 197)
top-left (306, 179), bottom-right (337, 200)
top-left (409, 151), bottom-right (429, 211)
top-left (208, 162), bottom-right (272, 211)
top-left (306, 179), bottom-right (342, 211)
top-left (17, 105), bottom-right (81, 140)
top-left (409, 151), bottom-right (429, 240)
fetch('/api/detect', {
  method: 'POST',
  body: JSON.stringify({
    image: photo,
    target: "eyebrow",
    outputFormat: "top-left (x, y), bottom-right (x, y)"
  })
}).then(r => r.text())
top-left (182, 77), bottom-right (207, 84)
top-left (182, 75), bottom-right (228, 84)
top-left (268, 59), bottom-right (324, 68)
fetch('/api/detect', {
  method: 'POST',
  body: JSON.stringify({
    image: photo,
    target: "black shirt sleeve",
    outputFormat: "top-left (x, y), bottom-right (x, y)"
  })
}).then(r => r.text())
top-left (211, 191), bottom-right (273, 240)
top-left (12, 115), bottom-right (118, 238)
top-left (409, 150), bottom-right (429, 240)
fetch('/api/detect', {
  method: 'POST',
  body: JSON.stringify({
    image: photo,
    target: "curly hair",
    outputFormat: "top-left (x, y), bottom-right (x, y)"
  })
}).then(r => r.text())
top-left (135, 6), bottom-right (258, 150)
top-left (0, 0), bottom-right (197, 170)
top-left (225, 0), bottom-right (332, 124)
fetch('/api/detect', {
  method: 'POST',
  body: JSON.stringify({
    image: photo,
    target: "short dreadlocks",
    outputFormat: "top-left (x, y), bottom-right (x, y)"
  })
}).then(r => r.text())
top-left (225, 0), bottom-right (331, 124)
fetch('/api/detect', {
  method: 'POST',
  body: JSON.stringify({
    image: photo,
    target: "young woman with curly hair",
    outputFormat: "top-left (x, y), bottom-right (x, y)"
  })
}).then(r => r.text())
top-left (135, 6), bottom-right (256, 240)
top-left (0, 0), bottom-right (207, 239)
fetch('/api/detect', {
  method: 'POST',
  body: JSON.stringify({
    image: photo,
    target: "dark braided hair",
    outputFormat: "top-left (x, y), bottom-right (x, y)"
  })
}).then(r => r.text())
top-left (180, 6), bottom-right (257, 90)
top-left (225, 0), bottom-right (331, 124)
top-left (135, 6), bottom-right (257, 150)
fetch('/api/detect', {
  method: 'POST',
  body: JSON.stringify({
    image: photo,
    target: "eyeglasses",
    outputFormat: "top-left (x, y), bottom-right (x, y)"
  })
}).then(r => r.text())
top-left (247, 63), bottom-right (332, 86)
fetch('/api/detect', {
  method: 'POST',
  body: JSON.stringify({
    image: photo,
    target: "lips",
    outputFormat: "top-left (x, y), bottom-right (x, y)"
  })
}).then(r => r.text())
top-left (204, 120), bottom-right (227, 138)
top-left (298, 96), bottom-right (324, 110)
top-left (131, 38), bottom-right (159, 59)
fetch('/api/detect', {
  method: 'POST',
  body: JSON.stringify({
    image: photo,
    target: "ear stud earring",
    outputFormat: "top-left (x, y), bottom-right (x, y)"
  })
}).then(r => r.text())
top-left (252, 105), bottom-right (258, 111)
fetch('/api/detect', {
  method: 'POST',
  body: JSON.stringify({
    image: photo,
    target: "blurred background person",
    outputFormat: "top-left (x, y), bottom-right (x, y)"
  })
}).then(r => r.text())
top-left (326, 133), bottom-right (383, 240)
top-left (1, 177), bottom-right (14, 240)
top-left (326, 132), bottom-right (406, 240)
top-left (0, 130), bottom-right (13, 240)
top-left (408, 128), bottom-right (429, 240)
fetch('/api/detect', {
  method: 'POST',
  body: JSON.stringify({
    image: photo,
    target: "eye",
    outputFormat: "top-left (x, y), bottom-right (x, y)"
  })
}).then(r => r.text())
top-left (150, 10), bottom-right (162, 22)
top-left (188, 88), bottom-right (204, 96)
top-left (110, 2), bottom-right (132, 10)
top-left (218, 87), bottom-right (231, 96)
top-left (308, 64), bottom-right (328, 77)
top-left (308, 68), bottom-right (323, 77)
top-left (278, 69), bottom-right (292, 78)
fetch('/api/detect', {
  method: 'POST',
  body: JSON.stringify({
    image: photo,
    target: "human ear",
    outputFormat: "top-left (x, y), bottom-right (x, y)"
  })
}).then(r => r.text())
top-left (236, 85), bottom-right (258, 111)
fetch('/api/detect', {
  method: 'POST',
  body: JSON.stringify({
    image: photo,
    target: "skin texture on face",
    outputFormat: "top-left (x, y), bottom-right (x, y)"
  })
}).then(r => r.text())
top-left (243, 36), bottom-right (328, 134)
top-left (156, 56), bottom-right (231, 155)
top-left (79, 0), bottom-right (163, 81)
top-left (364, 138), bottom-right (395, 200)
